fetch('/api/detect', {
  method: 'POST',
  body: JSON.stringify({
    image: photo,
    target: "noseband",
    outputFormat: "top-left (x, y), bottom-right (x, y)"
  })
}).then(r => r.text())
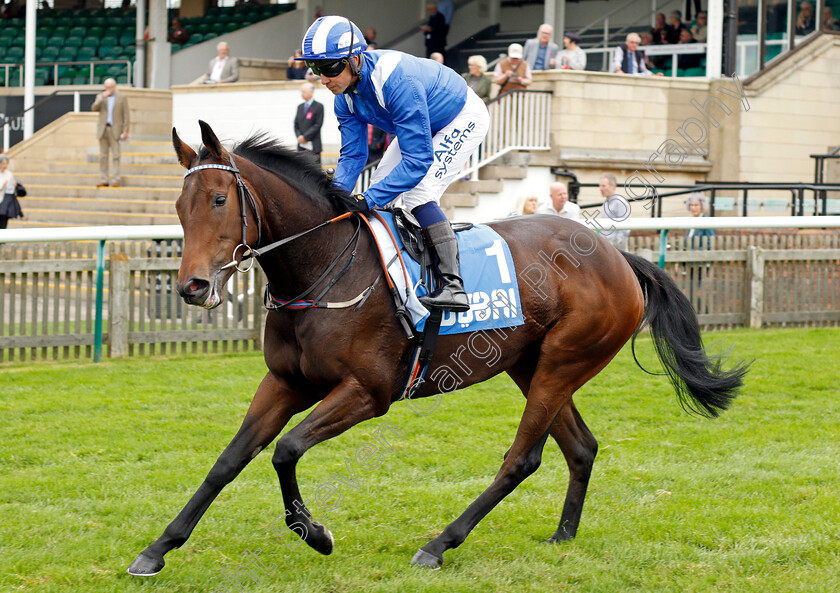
top-left (183, 154), bottom-right (262, 273)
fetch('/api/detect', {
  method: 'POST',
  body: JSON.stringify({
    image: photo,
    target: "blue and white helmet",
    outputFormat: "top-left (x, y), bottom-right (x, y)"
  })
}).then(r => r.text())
top-left (301, 16), bottom-right (367, 61)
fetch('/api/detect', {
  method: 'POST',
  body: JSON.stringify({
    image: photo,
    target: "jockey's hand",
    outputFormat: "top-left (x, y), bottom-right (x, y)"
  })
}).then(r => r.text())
top-left (347, 194), bottom-right (370, 212)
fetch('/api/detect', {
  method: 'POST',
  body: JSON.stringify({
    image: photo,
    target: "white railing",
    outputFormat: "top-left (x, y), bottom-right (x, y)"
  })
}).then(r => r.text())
top-left (356, 90), bottom-right (552, 193)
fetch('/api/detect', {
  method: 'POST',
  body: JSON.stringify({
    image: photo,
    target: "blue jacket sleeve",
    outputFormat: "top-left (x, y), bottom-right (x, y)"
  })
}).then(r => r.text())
top-left (332, 98), bottom-right (368, 194)
top-left (363, 76), bottom-right (434, 208)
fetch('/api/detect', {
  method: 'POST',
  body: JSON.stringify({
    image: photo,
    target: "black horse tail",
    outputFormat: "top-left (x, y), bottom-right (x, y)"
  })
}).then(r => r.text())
top-left (621, 251), bottom-right (749, 418)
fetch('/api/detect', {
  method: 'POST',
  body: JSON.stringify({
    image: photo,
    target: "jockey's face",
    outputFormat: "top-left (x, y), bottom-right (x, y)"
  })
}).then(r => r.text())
top-left (320, 56), bottom-right (358, 95)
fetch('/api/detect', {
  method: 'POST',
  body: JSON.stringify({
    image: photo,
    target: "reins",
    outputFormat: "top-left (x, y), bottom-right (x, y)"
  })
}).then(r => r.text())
top-left (182, 154), bottom-right (409, 324)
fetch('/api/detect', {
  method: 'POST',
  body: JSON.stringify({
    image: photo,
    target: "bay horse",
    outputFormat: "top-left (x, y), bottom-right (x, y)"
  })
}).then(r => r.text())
top-left (128, 121), bottom-right (747, 576)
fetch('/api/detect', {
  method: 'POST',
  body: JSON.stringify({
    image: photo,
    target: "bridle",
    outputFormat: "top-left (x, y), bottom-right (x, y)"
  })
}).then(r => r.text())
top-left (183, 154), bottom-right (262, 273)
top-left (180, 153), bottom-right (413, 326)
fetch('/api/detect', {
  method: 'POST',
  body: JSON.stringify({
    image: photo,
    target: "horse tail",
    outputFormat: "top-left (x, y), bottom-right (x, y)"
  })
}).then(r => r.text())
top-left (621, 251), bottom-right (749, 418)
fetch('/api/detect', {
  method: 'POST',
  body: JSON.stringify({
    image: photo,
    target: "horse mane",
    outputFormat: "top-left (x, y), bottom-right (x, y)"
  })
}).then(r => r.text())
top-left (198, 132), bottom-right (357, 213)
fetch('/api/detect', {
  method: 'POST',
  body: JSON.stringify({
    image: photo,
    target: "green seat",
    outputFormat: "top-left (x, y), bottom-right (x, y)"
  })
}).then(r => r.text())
top-left (684, 67), bottom-right (705, 76)
top-left (69, 26), bottom-right (86, 38)
top-left (35, 36), bottom-right (49, 49)
top-left (39, 47), bottom-right (60, 62)
top-left (118, 33), bottom-right (135, 46)
top-left (58, 66), bottom-right (78, 84)
top-left (98, 45), bottom-right (120, 60)
top-left (86, 26), bottom-right (104, 38)
top-left (56, 49), bottom-right (78, 62)
top-left (5, 47), bottom-right (24, 62)
top-left (104, 26), bottom-right (122, 37)
top-left (101, 35), bottom-right (119, 47)
top-left (77, 47), bottom-right (97, 61)
top-left (64, 36), bottom-right (83, 48)
top-left (72, 74), bottom-right (89, 85)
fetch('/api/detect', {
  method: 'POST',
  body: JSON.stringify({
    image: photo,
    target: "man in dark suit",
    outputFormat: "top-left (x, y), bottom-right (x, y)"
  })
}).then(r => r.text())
top-left (294, 82), bottom-right (324, 163)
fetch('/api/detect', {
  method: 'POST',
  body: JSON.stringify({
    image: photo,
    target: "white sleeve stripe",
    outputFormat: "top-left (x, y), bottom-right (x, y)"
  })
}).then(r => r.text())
top-left (370, 52), bottom-right (403, 109)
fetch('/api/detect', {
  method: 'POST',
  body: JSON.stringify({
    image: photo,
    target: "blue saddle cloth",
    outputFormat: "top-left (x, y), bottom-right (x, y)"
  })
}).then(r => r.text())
top-left (376, 211), bottom-right (524, 335)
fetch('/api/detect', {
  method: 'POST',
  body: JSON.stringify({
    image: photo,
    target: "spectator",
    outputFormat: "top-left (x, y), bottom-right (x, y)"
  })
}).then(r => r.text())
top-left (293, 82), bottom-right (324, 163)
top-left (612, 33), bottom-right (661, 75)
top-left (0, 155), bottom-right (23, 229)
top-left (639, 31), bottom-right (658, 70)
top-left (437, 0), bottom-right (454, 30)
top-left (558, 31), bottom-right (587, 70)
top-left (677, 29), bottom-right (702, 70)
top-left (204, 41), bottom-right (239, 84)
top-left (510, 195), bottom-right (539, 217)
top-left (684, 193), bottom-right (715, 249)
top-left (652, 12), bottom-right (671, 45)
top-left (523, 23), bottom-right (559, 71)
top-left (421, 3), bottom-right (447, 60)
top-left (690, 11), bottom-right (708, 42)
top-left (493, 43), bottom-right (532, 94)
top-left (367, 124), bottom-right (388, 165)
top-left (796, 1), bottom-right (816, 34)
top-left (429, 52), bottom-right (445, 64)
top-left (538, 182), bottom-right (580, 220)
top-left (666, 11), bottom-right (686, 44)
top-left (599, 174), bottom-right (630, 250)
top-left (168, 18), bottom-right (191, 46)
top-left (365, 26), bottom-right (378, 49)
top-left (823, 7), bottom-right (840, 31)
top-left (462, 55), bottom-right (492, 103)
top-left (287, 49), bottom-right (308, 79)
top-left (91, 78), bottom-right (130, 188)
top-left (683, 192), bottom-right (715, 311)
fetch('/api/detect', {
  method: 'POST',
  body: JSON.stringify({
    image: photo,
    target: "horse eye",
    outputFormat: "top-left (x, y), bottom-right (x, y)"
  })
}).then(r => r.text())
top-left (213, 193), bottom-right (227, 207)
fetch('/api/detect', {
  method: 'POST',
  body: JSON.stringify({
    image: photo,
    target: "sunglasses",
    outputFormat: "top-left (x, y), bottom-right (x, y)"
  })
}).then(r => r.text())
top-left (305, 59), bottom-right (348, 78)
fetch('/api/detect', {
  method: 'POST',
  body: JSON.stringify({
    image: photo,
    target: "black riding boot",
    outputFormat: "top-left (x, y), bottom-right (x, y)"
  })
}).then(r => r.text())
top-left (419, 221), bottom-right (470, 313)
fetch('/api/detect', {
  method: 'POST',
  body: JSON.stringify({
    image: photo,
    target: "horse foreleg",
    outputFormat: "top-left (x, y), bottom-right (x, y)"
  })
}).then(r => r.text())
top-left (548, 401), bottom-right (598, 542)
top-left (411, 378), bottom-right (566, 569)
top-left (127, 373), bottom-right (309, 576)
top-left (270, 377), bottom-right (383, 556)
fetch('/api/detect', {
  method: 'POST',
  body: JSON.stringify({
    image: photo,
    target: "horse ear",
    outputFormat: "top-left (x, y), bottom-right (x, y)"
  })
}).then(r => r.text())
top-left (198, 120), bottom-right (227, 160)
top-left (172, 127), bottom-right (197, 170)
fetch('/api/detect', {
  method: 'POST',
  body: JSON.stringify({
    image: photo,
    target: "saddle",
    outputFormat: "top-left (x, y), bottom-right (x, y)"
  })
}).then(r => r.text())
top-left (389, 207), bottom-right (473, 281)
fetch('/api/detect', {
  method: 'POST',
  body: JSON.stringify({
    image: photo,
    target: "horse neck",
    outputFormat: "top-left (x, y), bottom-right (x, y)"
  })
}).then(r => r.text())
top-left (252, 173), bottom-right (353, 297)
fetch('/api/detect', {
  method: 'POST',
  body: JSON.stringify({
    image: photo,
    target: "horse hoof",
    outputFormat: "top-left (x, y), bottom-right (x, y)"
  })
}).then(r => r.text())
top-left (309, 523), bottom-right (334, 556)
top-left (127, 552), bottom-right (165, 576)
top-left (410, 548), bottom-right (443, 569)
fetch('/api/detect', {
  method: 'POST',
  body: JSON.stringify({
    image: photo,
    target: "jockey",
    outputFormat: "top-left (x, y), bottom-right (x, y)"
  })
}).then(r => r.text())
top-left (299, 16), bottom-right (490, 313)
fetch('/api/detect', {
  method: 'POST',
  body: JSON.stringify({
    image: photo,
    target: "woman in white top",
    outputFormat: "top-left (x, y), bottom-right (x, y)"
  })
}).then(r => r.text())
top-left (0, 154), bottom-right (23, 229)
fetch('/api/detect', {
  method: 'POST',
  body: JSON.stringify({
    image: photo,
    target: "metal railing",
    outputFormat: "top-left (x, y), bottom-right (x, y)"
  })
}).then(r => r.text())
top-left (572, 181), bottom-right (840, 218)
top-left (356, 90), bottom-right (552, 194)
top-left (0, 59), bottom-right (133, 87)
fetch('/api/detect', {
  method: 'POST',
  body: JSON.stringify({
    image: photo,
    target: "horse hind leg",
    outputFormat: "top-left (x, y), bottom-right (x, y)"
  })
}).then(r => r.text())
top-left (410, 376), bottom-right (566, 569)
top-left (547, 401), bottom-right (598, 542)
top-left (507, 362), bottom-right (598, 542)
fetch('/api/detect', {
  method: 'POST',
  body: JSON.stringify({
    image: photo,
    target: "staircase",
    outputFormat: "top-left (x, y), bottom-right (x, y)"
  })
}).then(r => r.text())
top-left (11, 137), bottom-right (182, 228)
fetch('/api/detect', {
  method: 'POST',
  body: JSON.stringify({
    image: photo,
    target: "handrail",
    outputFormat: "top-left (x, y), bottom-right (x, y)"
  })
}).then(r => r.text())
top-left (1, 90), bottom-right (59, 126)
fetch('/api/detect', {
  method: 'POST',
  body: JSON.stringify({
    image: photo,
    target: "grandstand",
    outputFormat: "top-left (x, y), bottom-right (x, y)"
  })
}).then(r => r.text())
top-left (0, 4), bottom-right (293, 87)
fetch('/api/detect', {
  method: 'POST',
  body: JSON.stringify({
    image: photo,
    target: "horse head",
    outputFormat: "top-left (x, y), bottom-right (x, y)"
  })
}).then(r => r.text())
top-left (172, 120), bottom-right (262, 309)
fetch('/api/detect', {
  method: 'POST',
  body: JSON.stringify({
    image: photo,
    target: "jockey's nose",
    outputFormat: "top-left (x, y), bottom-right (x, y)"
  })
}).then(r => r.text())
top-left (177, 277), bottom-right (210, 303)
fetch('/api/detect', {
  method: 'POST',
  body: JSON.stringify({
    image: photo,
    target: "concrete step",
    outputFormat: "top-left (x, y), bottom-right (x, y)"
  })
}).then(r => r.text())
top-left (19, 208), bottom-right (179, 226)
top-left (88, 152), bottom-right (179, 165)
top-left (441, 193), bottom-right (479, 208)
top-left (24, 184), bottom-right (180, 200)
top-left (24, 197), bottom-right (176, 215)
top-left (448, 178), bottom-right (504, 194)
top-left (18, 172), bottom-right (183, 189)
top-left (50, 161), bottom-right (184, 176)
top-left (479, 165), bottom-right (527, 180)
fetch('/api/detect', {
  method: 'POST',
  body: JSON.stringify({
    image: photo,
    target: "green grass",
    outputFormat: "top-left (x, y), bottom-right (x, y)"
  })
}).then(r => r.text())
top-left (1, 328), bottom-right (839, 592)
